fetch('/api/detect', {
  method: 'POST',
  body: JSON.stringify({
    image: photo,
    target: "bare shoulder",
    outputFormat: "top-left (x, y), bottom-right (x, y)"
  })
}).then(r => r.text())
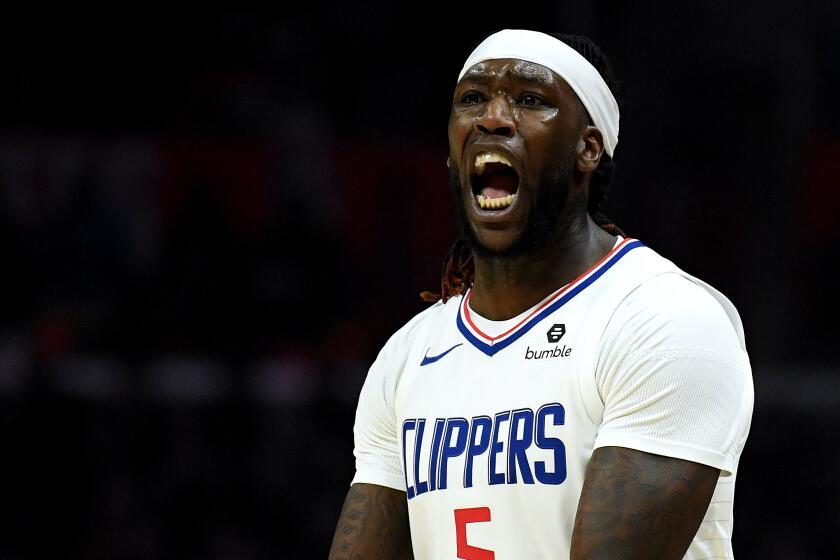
top-left (571, 446), bottom-right (719, 560)
top-left (329, 483), bottom-right (413, 560)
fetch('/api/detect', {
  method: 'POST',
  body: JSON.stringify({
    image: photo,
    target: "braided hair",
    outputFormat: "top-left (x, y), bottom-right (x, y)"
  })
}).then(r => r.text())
top-left (420, 34), bottom-right (624, 304)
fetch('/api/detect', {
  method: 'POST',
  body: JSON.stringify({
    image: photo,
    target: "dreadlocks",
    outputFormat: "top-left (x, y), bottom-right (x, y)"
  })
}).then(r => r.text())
top-left (420, 33), bottom-right (625, 304)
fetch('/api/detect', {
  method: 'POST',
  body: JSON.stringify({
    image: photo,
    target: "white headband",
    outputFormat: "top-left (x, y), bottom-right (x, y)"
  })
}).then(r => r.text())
top-left (458, 29), bottom-right (619, 157)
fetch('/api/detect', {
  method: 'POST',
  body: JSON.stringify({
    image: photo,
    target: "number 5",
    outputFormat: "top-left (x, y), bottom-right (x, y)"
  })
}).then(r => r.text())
top-left (454, 507), bottom-right (495, 560)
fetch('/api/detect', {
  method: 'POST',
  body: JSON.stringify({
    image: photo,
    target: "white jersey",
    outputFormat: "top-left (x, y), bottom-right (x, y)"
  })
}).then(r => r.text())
top-left (351, 237), bottom-right (754, 559)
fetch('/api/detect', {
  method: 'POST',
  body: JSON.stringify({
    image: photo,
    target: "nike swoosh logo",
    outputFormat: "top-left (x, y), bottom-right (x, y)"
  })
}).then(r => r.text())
top-left (420, 343), bottom-right (463, 367)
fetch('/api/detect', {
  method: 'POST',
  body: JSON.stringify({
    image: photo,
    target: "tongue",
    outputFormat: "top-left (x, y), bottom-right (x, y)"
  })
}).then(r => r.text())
top-left (480, 174), bottom-right (517, 199)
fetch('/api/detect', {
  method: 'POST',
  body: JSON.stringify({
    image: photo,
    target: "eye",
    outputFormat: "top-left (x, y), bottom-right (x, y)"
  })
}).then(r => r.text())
top-left (460, 91), bottom-right (484, 105)
top-left (519, 93), bottom-right (544, 107)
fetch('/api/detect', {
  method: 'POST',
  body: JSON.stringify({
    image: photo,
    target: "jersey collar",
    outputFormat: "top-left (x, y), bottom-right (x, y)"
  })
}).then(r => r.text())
top-left (456, 238), bottom-right (644, 357)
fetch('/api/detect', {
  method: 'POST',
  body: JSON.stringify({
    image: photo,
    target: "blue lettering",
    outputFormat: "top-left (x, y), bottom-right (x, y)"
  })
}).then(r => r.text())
top-left (534, 403), bottom-right (566, 485)
top-left (428, 418), bottom-right (446, 491)
top-left (463, 416), bottom-right (492, 488)
top-left (413, 418), bottom-right (428, 496)
top-left (438, 418), bottom-right (468, 490)
top-left (488, 411), bottom-right (510, 485)
top-left (401, 402), bottom-right (569, 496)
top-left (507, 409), bottom-right (535, 484)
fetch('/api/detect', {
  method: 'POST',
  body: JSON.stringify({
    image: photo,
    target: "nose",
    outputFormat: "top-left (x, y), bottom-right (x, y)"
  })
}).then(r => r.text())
top-left (474, 95), bottom-right (517, 137)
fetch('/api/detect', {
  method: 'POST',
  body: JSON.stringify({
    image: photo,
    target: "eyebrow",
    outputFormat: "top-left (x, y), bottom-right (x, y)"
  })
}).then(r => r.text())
top-left (461, 61), bottom-right (555, 87)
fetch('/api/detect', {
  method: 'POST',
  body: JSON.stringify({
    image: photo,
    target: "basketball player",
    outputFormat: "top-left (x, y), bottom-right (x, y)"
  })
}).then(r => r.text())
top-left (329, 30), bottom-right (753, 559)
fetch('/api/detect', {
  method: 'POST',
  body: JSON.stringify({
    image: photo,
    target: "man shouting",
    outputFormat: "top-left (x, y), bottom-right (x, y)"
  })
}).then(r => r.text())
top-left (329, 29), bottom-right (753, 560)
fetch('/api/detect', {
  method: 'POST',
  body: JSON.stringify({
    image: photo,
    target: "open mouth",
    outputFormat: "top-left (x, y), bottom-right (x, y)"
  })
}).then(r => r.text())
top-left (471, 152), bottom-right (520, 211)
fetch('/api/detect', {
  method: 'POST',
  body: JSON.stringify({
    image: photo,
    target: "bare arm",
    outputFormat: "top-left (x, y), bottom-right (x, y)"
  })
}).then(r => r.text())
top-left (570, 446), bottom-right (719, 560)
top-left (329, 483), bottom-right (413, 560)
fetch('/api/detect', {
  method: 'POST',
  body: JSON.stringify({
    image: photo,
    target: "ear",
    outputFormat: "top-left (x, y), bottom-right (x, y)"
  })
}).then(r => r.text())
top-left (576, 126), bottom-right (604, 173)
top-left (446, 156), bottom-right (453, 168)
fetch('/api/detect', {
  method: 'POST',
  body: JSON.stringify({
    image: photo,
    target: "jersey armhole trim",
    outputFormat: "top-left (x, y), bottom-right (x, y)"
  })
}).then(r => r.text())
top-left (593, 433), bottom-right (735, 476)
top-left (350, 470), bottom-right (407, 492)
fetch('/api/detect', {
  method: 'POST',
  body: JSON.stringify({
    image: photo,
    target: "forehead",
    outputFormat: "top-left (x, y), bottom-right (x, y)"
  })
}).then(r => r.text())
top-left (459, 59), bottom-right (558, 87)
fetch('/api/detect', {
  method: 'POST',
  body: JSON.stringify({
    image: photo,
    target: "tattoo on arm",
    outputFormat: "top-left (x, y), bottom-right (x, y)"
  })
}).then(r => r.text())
top-left (329, 483), bottom-right (413, 560)
top-left (571, 446), bottom-right (720, 560)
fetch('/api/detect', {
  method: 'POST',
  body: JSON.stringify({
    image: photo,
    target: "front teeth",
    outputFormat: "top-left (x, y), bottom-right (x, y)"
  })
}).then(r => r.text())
top-left (474, 152), bottom-right (513, 174)
top-left (474, 152), bottom-right (516, 210)
top-left (477, 193), bottom-right (515, 210)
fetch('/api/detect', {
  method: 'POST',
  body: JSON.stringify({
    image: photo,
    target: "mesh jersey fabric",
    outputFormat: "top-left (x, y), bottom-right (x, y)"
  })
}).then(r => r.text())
top-left (350, 240), bottom-right (753, 559)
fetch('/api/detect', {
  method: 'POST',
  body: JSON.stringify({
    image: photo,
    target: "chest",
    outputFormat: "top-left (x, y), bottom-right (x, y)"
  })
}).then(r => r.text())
top-left (393, 305), bottom-right (602, 501)
top-left (396, 306), bottom-right (590, 417)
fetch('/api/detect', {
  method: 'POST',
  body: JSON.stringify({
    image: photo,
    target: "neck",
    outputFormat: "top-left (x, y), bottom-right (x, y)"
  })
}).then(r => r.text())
top-left (468, 213), bottom-right (616, 320)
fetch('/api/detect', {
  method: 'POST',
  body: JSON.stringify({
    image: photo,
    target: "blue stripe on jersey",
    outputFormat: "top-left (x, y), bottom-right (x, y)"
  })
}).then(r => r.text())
top-left (456, 239), bottom-right (644, 357)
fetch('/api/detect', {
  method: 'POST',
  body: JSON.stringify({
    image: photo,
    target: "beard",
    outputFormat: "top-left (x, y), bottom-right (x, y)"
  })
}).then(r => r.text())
top-left (449, 156), bottom-right (575, 259)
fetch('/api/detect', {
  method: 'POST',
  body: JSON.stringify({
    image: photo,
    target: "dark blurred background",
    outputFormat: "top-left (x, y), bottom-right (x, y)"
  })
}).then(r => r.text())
top-left (1, 3), bottom-right (838, 559)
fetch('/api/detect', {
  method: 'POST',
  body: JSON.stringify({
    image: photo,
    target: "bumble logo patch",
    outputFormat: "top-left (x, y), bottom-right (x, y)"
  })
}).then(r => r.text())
top-left (546, 324), bottom-right (566, 343)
